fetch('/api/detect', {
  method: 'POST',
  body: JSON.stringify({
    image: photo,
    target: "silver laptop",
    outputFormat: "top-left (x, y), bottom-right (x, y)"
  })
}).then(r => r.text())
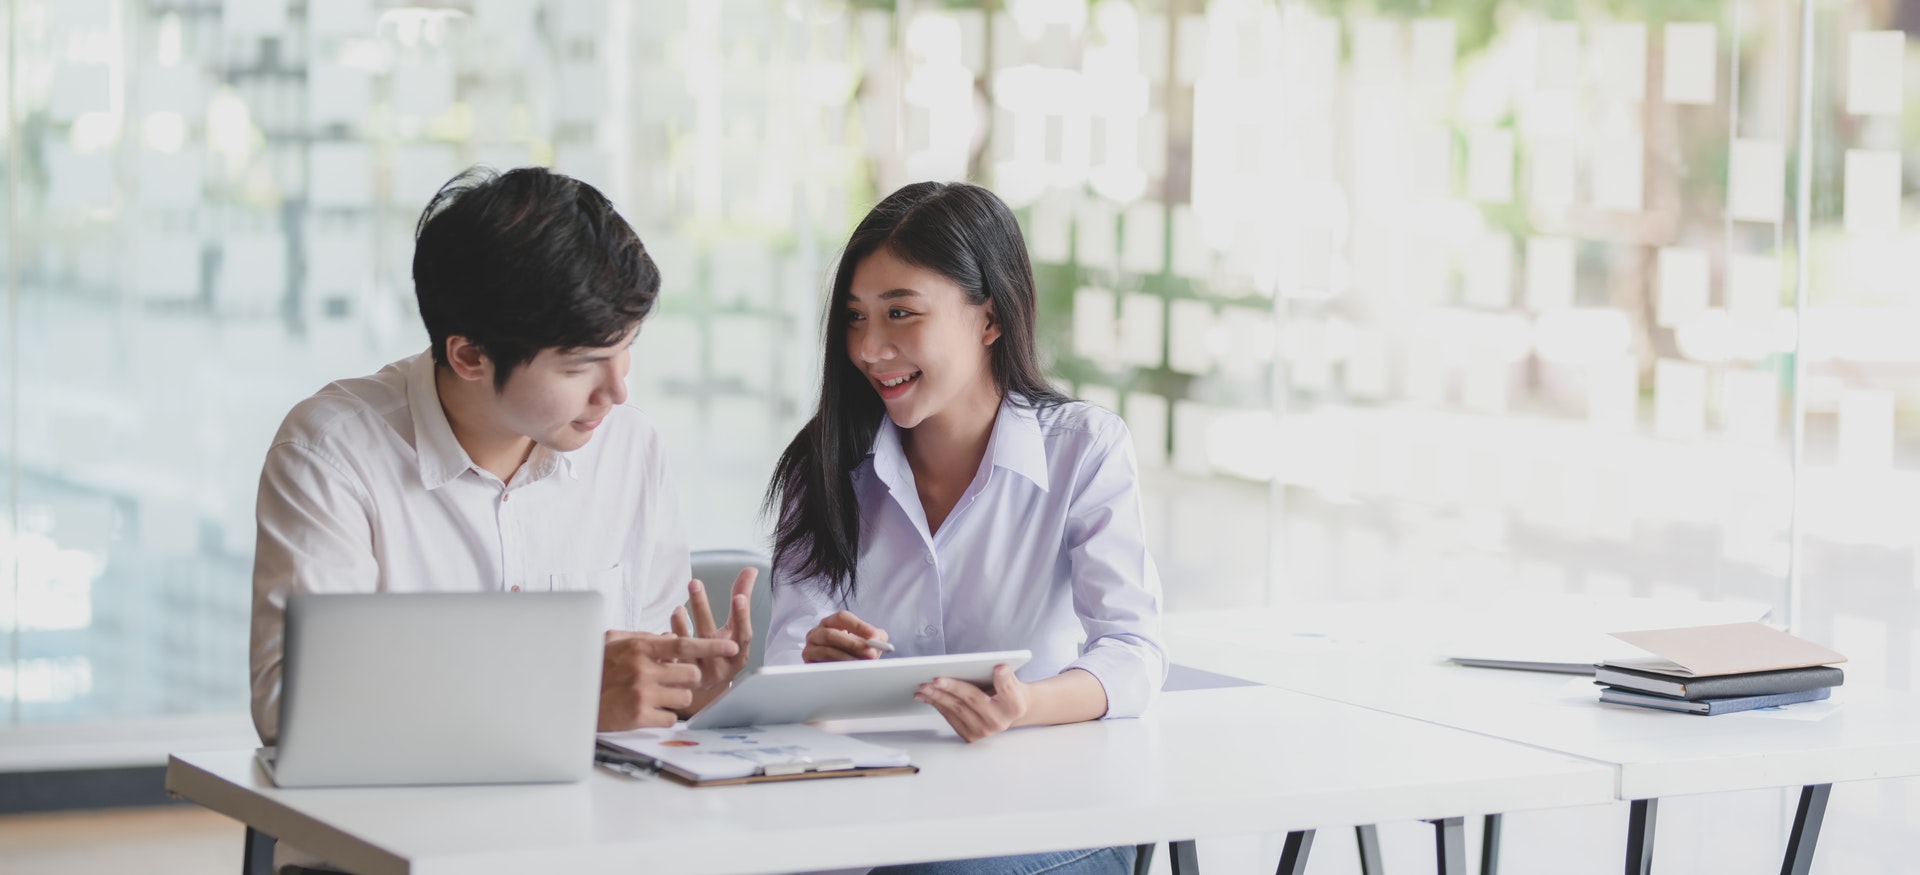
top-left (262, 591), bottom-right (603, 788)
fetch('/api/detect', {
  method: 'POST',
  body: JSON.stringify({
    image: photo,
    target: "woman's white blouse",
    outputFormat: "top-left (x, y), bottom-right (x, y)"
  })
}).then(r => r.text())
top-left (765, 398), bottom-right (1167, 718)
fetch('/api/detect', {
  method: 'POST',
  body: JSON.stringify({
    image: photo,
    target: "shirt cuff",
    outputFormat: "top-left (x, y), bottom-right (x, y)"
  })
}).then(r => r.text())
top-left (1065, 636), bottom-right (1166, 719)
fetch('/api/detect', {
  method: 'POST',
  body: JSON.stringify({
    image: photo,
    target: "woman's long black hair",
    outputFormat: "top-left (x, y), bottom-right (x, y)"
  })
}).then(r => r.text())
top-left (764, 182), bottom-right (1067, 602)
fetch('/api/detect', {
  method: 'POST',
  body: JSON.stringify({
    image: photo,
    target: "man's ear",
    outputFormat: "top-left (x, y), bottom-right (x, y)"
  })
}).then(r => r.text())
top-left (982, 302), bottom-right (1001, 346)
top-left (445, 336), bottom-right (492, 383)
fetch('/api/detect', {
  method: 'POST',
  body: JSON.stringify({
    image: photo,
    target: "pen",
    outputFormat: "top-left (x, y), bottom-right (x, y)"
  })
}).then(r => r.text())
top-left (594, 743), bottom-right (663, 777)
top-left (596, 758), bottom-right (658, 780)
top-left (865, 638), bottom-right (895, 653)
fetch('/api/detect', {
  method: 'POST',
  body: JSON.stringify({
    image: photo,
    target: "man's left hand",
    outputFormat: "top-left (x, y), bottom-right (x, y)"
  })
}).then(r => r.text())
top-left (672, 567), bottom-right (757, 714)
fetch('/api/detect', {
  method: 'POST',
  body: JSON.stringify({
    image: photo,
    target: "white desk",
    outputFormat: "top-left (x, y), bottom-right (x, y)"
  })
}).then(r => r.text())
top-left (1165, 598), bottom-right (1920, 874)
top-left (167, 686), bottom-right (1614, 875)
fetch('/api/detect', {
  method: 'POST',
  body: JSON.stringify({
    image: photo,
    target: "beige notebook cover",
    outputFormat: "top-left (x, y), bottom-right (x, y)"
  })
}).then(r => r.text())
top-left (1606, 622), bottom-right (1847, 678)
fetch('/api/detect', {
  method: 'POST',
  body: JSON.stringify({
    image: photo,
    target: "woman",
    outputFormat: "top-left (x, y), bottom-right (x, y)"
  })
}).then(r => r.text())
top-left (764, 182), bottom-right (1165, 875)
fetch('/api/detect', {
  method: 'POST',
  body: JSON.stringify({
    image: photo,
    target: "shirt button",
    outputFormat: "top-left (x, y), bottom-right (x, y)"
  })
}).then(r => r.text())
top-left (921, 625), bottom-right (936, 637)
top-left (923, 552), bottom-right (935, 565)
top-left (502, 492), bottom-right (511, 502)
top-left (510, 585), bottom-right (520, 592)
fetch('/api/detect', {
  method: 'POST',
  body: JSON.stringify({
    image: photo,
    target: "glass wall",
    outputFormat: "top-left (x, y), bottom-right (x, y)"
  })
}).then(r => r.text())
top-left (0, 0), bottom-right (1913, 748)
top-left (1801, 0), bottom-right (1920, 698)
top-left (0, 0), bottom-right (1275, 726)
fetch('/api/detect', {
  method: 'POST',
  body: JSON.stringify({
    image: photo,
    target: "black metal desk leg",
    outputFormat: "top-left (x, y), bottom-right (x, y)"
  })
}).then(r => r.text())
top-left (1780, 784), bottom-right (1832, 875)
top-left (1430, 817), bottom-right (1466, 875)
top-left (1276, 829), bottom-right (1315, 875)
top-left (1354, 824), bottom-right (1384, 875)
top-left (1481, 813), bottom-right (1502, 875)
top-left (1133, 843), bottom-right (1156, 875)
top-left (1169, 839), bottom-right (1200, 875)
top-left (242, 826), bottom-right (275, 875)
top-left (1625, 798), bottom-right (1657, 875)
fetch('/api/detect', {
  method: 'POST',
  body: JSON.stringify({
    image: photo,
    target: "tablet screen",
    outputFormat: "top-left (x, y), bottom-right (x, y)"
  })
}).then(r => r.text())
top-left (687, 650), bottom-right (1033, 729)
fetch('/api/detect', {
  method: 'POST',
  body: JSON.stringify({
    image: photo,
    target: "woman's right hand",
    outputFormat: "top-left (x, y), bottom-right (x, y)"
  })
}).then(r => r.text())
top-left (802, 611), bottom-right (890, 662)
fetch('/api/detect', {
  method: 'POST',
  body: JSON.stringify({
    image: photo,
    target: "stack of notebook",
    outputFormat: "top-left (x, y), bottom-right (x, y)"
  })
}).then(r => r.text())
top-left (1595, 622), bottom-right (1847, 716)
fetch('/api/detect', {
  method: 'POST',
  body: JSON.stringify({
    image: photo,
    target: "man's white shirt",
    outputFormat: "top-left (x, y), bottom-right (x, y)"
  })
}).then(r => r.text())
top-left (249, 350), bottom-right (691, 745)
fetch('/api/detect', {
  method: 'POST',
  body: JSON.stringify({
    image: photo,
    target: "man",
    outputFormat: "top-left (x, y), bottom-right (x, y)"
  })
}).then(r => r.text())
top-left (250, 166), bottom-right (753, 751)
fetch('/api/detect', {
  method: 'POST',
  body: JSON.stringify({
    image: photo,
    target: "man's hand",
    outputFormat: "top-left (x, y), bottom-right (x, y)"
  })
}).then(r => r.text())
top-left (802, 610), bottom-right (889, 663)
top-left (597, 631), bottom-right (738, 731)
top-left (671, 568), bottom-right (757, 714)
top-left (915, 664), bottom-right (1030, 743)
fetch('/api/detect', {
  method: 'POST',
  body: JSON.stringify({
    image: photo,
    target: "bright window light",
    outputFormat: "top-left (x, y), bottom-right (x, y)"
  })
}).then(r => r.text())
top-left (0, 658), bottom-right (94, 705)
top-left (0, 530), bottom-right (101, 632)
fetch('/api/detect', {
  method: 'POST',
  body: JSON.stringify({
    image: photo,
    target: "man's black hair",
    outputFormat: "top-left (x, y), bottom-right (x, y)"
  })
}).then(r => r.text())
top-left (412, 166), bottom-right (658, 389)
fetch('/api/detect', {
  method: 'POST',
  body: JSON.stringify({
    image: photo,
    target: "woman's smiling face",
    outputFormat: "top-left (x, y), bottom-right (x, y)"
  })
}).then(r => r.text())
top-left (844, 248), bottom-right (1001, 430)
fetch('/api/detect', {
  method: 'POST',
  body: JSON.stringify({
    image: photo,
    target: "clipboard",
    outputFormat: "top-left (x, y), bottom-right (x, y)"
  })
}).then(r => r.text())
top-left (594, 742), bottom-right (917, 787)
top-left (594, 724), bottom-right (917, 788)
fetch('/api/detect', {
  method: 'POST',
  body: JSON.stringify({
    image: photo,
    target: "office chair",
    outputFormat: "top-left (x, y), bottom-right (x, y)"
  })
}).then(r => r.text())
top-left (691, 548), bottom-right (774, 674)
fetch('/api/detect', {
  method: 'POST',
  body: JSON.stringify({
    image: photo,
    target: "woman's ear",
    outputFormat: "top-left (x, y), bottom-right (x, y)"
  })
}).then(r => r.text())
top-left (982, 302), bottom-right (1001, 346)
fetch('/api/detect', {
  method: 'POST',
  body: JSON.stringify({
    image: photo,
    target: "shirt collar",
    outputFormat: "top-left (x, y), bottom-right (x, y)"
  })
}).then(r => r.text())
top-left (867, 395), bottom-right (1051, 493)
top-left (869, 414), bottom-right (911, 493)
top-left (986, 397), bottom-right (1051, 492)
top-left (405, 352), bottom-right (578, 489)
top-left (407, 351), bottom-right (473, 490)
top-left (539, 445), bottom-right (580, 482)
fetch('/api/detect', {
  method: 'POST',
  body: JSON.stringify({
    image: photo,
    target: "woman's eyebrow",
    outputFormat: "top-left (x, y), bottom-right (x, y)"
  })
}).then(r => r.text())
top-left (847, 287), bottom-right (923, 304)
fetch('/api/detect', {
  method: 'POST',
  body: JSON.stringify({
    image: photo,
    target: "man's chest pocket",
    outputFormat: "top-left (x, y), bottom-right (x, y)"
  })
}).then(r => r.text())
top-left (545, 563), bottom-right (629, 632)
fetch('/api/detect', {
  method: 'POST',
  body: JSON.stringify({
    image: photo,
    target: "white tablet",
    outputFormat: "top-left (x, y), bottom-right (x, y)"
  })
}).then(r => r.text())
top-left (687, 650), bottom-right (1033, 729)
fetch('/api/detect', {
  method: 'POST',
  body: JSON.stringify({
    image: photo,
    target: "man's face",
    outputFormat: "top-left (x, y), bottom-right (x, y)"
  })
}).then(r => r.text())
top-left (491, 325), bottom-right (638, 453)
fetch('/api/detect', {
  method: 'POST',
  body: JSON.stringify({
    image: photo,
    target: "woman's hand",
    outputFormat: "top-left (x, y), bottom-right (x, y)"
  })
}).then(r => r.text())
top-left (802, 610), bottom-right (890, 662)
top-left (916, 664), bottom-right (1030, 743)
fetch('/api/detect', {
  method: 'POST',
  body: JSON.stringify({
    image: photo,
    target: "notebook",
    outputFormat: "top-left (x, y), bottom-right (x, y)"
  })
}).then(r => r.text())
top-left (1598, 686), bottom-right (1832, 716)
top-left (1443, 601), bottom-right (1772, 675)
top-left (1594, 663), bottom-right (1843, 700)
top-left (1447, 654), bottom-right (1602, 675)
top-left (1605, 622), bottom-right (1848, 679)
top-left (596, 723), bottom-right (915, 787)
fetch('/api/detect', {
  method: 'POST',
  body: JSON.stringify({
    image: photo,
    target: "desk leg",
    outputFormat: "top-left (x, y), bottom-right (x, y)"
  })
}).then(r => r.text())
top-left (1354, 825), bottom-right (1384, 875)
top-left (1133, 843), bottom-right (1156, 875)
top-left (1276, 830), bottom-right (1315, 875)
top-left (1481, 813), bottom-right (1502, 875)
top-left (1780, 784), bottom-right (1832, 875)
top-left (1169, 839), bottom-right (1200, 875)
top-left (1624, 798), bottom-right (1657, 875)
top-left (1430, 817), bottom-right (1466, 875)
top-left (242, 826), bottom-right (275, 875)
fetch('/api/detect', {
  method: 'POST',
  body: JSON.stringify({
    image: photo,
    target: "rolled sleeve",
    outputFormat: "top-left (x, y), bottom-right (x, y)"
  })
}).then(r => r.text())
top-left (765, 564), bottom-right (838, 666)
top-left (1062, 420), bottom-right (1167, 719)
top-left (250, 441), bottom-right (378, 746)
top-left (627, 436), bottom-right (692, 635)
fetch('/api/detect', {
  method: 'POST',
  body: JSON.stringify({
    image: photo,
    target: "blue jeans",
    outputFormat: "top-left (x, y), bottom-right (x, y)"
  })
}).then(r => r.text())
top-left (869, 845), bottom-right (1135, 875)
